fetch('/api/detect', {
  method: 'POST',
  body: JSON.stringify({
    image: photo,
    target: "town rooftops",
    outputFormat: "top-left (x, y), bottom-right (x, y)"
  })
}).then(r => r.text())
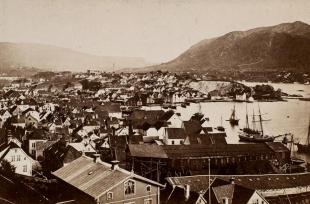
top-left (166, 172), bottom-right (310, 192)
top-left (52, 156), bottom-right (164, 199)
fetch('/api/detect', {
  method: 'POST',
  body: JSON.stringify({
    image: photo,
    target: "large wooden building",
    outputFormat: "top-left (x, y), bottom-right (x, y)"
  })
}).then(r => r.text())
top-left (127, 142), bottom-right (290, 181)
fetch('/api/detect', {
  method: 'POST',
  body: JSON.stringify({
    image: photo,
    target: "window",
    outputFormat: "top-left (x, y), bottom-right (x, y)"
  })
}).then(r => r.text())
top-left (252, 199), bottom-right (259, 204)
top-left (107, 192), bottom-right (113, 200)
top-left (171, 141), bottom-right (174, 145)
top-left (146, 185), bottom-right (151, 192)
top-left (32, 150), bottom-right (36, 156)
top-left (144, 199), bottom-right (152, 204)
top-left (17, 155), bottom-right (21, 161)
top-left (23, 165), bottom-right (27, 172)
top-left (32, 143), bottom-right (36, 148)
top-left (124, 180), bottom-right (135, 196)
top-left (222, 198), bottom-right (228, 204)
top-left (11, 156), bottom-right (15, 162)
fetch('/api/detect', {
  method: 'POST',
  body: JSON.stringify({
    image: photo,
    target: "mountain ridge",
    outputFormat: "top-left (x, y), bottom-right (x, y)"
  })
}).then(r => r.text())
top-left (132, 21), bottom-right (310, 73)
top-left (0, 42), bottom-right (148, 72)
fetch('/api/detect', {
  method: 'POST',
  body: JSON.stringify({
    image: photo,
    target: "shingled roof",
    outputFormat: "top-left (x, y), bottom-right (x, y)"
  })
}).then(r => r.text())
top-left (165, 128), bottom-right (187, 139)
top-left (167, 172), bottom-right (310, 192)
top-left (203, 178), bottom-right (260, 204)
top-left (53, 156), bottom-right (164, 200)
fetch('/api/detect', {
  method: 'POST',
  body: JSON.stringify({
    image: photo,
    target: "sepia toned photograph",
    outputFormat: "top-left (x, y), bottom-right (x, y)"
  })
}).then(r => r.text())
top-left (0, 0), bottom-right (310, 203)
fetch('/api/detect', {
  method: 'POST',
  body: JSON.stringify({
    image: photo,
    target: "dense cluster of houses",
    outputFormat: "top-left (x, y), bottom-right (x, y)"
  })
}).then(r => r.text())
top-left (0, 70), bottom-right (308, 203)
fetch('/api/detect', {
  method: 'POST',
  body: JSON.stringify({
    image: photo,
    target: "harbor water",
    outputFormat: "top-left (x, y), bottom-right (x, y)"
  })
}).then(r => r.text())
top-left (144, 83), bottom-right (310, 162)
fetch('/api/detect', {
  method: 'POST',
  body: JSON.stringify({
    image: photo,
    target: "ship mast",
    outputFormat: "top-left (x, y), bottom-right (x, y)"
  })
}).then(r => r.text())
top-left (231, 105), bottom-right (236, 120)
top-left (307, 118), bottom-right (310, 146)
top-left (258, 103), bottom-right (264, 135)
top-left (245, 104), bottom-right (249, 129)
top-left (252, 109), bottom-right (256, 131)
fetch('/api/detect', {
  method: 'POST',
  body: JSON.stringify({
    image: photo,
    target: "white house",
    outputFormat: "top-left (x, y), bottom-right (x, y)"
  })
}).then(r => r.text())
top-left (28, 139), bottom-right (47, 159)
top-left (0, 142), bottom-right (34, 176)
top-left (163, 128), bottom-right (186, 145)
top-left (0, 110), bottom-right (11, 127)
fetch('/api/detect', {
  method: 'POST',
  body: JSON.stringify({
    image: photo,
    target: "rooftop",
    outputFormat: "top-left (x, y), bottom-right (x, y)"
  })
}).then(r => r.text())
top-left (53, 156), bottom-right (164, 199)
top-left (167, 172), bottom-right (310, 192)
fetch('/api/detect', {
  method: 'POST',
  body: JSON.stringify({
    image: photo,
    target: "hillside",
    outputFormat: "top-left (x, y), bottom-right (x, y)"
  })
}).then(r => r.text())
top-left (140, 21), bottom-right (310, 73)
top-left (0, 42), bottom-right (148, 72)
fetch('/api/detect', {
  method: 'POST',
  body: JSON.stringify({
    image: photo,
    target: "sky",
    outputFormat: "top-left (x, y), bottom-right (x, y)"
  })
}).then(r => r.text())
top-left (0, 0), bottom-right (310, 63)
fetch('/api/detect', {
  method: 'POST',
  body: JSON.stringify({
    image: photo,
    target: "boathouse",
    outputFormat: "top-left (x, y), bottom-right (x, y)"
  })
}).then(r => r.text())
top-left (127, 142), bottom-right (290, 181)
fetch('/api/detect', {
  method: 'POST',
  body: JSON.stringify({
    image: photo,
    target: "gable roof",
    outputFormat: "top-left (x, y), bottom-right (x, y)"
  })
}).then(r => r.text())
top-left (0, 142), bottom-right (32, 161)
top-left (52, 156), bottom-right (164, 199)
top-left (166, 186), bottom-right (202, 204)
top-left (212, 184), bottom-right (235, 203)
top-left (204, 179), bottom-right (258, 204)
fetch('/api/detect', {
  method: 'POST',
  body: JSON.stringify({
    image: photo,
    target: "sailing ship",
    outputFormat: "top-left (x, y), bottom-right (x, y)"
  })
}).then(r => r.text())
top-left (226, 105), bottom-right (239, 126)
top-left (287, 134), bottom-right (306, 165)
top-left (297, 118), bottom-right (310, 153)
top-left (239, 104), bottom-right (275, 143)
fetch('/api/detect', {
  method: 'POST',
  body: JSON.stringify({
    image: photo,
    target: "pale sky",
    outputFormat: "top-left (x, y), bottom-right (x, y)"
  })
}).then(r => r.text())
top-left (1, 0), bottom-right (310, 63)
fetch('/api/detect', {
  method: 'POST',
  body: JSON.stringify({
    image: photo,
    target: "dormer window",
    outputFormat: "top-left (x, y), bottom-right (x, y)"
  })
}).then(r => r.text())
top-left (107, 192), bottom-right (113, 200)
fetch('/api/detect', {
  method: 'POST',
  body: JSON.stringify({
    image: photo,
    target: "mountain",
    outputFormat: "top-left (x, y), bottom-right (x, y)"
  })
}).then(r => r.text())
top-left (0, 42), bottom-right (148, 72)
top-left (142, 21), bottom-right (310, 73)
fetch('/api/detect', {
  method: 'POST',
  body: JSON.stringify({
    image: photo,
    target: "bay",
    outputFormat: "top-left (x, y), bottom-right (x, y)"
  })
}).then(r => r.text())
top-left (143, 83), bottom-right (310, 162)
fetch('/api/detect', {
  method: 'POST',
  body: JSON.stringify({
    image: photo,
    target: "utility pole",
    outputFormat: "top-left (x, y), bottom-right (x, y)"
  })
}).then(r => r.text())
top-left (208, 158), bottom-right (211, 204)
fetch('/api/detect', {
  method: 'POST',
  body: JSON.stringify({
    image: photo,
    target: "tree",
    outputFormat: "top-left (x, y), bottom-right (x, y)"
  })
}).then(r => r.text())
top-left (0, 160), bottom-right (16, 178)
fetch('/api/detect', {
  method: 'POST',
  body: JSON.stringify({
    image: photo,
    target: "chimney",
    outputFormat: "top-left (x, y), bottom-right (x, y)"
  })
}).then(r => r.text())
top-left (93, 153), bottom-right (101, 163)
top-left (184, 184), bottom-right (190, 200)
top-left (110, 160), bottom-right (120, 170)
top-left (230, 177), bottom-right (235, 184)
top-left (65, 138), bottom-right (69, 147)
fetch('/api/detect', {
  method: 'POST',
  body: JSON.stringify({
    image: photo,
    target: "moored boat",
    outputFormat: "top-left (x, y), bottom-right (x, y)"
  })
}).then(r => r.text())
top-left (291, 158), bottom-right (305, 165)
top-left (286, 133), bottom-right (306, 165)
top-left (297, 118), bottom-right (310, 153)
top-left (217, 116), bottom-right (225, 131)
top-left (226, 105), bottom-right (239, 126)
top-left (239, 132), bottom-right (274, 142)
top-left (239, 103), bottom-right (275, 143)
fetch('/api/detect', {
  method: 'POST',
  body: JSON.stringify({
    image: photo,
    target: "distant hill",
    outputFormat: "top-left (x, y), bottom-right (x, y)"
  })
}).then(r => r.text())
top-left (138, 21), bottom-right (310, 73)
top-left (0, 42), bottom-right (148, 72)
